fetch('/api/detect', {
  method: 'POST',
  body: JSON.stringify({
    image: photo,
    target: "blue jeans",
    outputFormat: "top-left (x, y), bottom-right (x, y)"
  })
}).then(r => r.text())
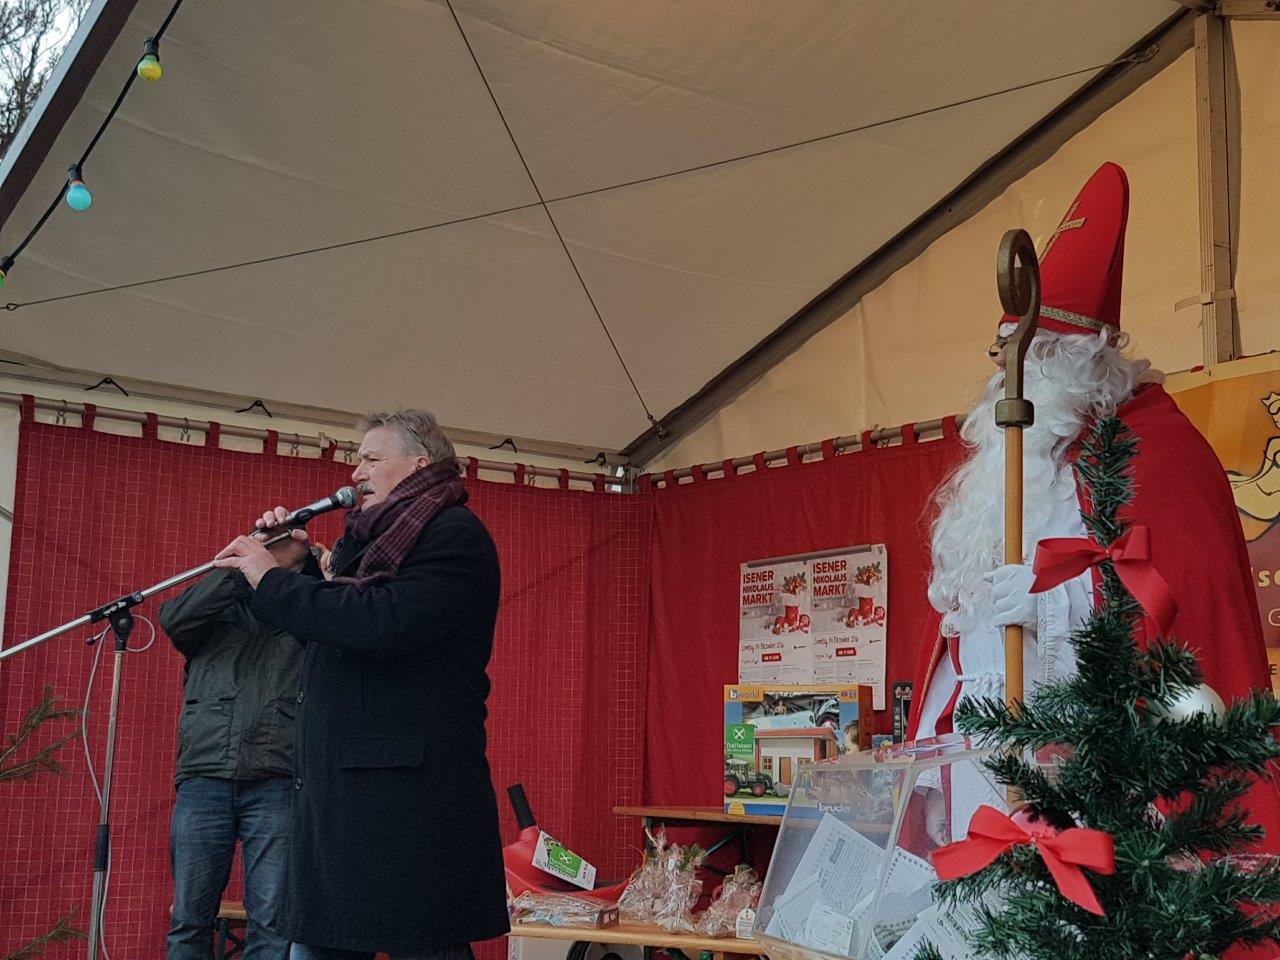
top-left (290, 943), bottom-right (475, 960)
top-left (168, 776), bottom-right (292, 960)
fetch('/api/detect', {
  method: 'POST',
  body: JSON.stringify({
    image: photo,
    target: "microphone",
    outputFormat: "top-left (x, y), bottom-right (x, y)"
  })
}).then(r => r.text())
top-left (248, 486), bottom-right (357, 534)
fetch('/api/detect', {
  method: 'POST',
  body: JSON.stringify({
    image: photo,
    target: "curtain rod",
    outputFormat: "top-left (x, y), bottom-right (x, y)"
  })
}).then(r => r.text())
top-left (0, 393), bottom-right (613, 486)
top-left (650, 413), bottom-right (968, 484)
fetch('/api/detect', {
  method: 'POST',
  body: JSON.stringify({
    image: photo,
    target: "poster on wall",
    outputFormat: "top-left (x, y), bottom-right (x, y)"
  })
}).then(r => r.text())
top-left (739, 545), bottom-right (888, 708)
top-left (1171, 358), bottom-right (1280, 695)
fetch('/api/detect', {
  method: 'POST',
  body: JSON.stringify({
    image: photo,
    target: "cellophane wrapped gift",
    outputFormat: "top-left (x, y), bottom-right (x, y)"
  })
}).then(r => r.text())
top-left (753, 735), bottom-right (1004, 960)
top-left (617, 828), bottom-right (707, 932)
top-left (508, 891), bottom-right (616, 927)
top-left (696, 865), bottom-right (762, 937)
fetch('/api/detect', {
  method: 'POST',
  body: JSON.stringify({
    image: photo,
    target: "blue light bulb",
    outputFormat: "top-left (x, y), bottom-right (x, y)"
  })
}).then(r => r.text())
top-left (65, 164), bottom-right (91, 211)
top-left (66, 181), bottom-right (92, 211)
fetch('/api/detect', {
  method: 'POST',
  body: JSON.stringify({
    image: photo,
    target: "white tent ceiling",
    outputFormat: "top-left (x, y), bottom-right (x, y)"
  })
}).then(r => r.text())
top-left (0, 0), bottom-right (1176, 453)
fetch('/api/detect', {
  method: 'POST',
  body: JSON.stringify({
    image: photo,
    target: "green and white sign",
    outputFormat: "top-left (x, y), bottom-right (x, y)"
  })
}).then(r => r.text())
top-left (532, 830), bottom-right (597, 891)
top-left (725, 722), bottom-right (755, 759)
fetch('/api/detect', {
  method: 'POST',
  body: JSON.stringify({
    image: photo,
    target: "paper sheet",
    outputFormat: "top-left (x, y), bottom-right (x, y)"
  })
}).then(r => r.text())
top-left (785, 813), bottom-right (886, 913)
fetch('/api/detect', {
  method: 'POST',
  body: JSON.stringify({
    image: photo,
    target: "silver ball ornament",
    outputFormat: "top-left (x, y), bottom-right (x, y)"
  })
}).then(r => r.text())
top-left (1153, 683), bottom-right (1226, 721)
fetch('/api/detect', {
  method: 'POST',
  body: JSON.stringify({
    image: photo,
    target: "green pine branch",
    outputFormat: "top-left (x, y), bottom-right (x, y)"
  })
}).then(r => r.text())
top-left (1, 691), bottom-right (86, 960)
top-left (0, 684), bottom-right (82, 782)
top-left (1, 909), bottom-right (85, 960)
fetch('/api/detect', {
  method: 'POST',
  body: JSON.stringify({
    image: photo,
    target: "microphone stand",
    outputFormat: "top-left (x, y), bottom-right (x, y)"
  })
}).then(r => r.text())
top-left (0, 530), bottom-right (295, 960)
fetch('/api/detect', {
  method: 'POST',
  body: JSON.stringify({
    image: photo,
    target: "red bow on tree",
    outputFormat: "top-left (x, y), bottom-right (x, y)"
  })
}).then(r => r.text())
top-left (1030, 524), bottom-right (1177, 638)
top-left (932, 805), bottom-right (1116, 915)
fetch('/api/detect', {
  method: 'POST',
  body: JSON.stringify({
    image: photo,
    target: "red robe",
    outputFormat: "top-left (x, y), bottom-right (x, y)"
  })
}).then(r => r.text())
top-left (908, 383), bottom-right (1280, 848)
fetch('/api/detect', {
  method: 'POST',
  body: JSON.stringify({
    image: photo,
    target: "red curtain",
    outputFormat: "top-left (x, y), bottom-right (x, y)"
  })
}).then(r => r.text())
top-left (643, 426), bottom-right (964, 809)
top-left (0, 411), bottom-right (651, 959)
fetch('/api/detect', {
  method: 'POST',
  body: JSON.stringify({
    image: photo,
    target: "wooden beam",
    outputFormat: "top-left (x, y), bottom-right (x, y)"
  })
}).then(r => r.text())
top-left (1219, 0), bottom-right (1280, 19)
top-left (1174, 0), bottom-right (1216, 12)
top-left (1194, 12), bottom-right (1238, 364)
top-left (0, 0), bottom-right (144, 235)
top-left (622, 11), bottom-right (1195, 467)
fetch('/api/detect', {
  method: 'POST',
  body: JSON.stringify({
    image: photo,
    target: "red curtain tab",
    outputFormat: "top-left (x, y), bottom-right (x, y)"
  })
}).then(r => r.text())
top-left (19, 394), bottom-right (33, 422)
top-left (752, 452), bottom-right (767, 472)
top-left (860, 430), bottom-right (874, 452)
top-left (943, 416), bottom-right (959, 439)
top-left (143, 413), bottom-right (159, 440)
top-left (558, 469), bottom-right (570, 490)
top-left (663, 470), bottom-right (677, 489)
top-left (592, 474), bottom-right (606, 492)
top-left (721, 459), bottom-right (737, 479)
top-left (900, 422), bottom-right (917, 445)
top-left (206, 422), bottom-right (221, 447)
top-left (821, 439), bottom-right (837, 460)
top-left (264, 429), bottom-right (278, 455)
top-left (513, 464), bottom-right (527, 485)
top-left (691, 465), bottom-right (707, 483)
top-left (466, 457), bottom-right (479, 480)
top-left (81, 403), bottom-right (97, 431)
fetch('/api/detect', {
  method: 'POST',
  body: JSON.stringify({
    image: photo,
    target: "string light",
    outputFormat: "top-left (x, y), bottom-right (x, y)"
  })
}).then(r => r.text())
top-left (65, 165), bottom-right (92, 211)
top-left (0, 11), bottom-right (1152, 293)
top-left (137, 38), bottom-right (162, 82)
top-left (0, 0), bottom-right (185, 286)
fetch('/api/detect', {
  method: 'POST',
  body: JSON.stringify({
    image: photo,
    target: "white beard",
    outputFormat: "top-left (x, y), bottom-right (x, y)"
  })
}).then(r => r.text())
top-left (927, 330), bottom-right (1151, 637)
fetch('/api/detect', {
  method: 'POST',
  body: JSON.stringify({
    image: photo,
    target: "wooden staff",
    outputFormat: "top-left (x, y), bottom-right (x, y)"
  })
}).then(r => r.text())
top-left (994, 230), bottom-right (1041, 713)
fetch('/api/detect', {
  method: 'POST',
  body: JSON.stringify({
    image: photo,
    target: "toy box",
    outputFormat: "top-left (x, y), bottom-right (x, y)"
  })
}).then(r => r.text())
top-left (724, 684), bottom-right (873, 816)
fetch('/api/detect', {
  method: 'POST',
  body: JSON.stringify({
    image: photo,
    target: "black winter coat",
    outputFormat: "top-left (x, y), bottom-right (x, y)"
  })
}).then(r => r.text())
top-left (158, 569), bottom-right (302, 785)
top-left (250, 504), bottom-right (509, 953)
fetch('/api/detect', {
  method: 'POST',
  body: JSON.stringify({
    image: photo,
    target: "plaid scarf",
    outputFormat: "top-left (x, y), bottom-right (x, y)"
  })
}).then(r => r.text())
top-left (336, 459), bottom-right (466, 586)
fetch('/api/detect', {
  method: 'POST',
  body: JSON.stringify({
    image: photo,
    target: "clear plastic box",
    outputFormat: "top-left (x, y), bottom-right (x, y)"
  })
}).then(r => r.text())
top-left (753, 734), bottom-right (1005, 960)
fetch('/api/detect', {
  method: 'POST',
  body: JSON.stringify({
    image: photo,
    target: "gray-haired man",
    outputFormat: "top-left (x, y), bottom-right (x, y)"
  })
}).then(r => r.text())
top-left (213, 409), bottom-right (509, 959)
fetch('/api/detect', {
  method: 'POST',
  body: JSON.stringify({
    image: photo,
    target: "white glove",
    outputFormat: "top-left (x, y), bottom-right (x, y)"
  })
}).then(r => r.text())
top-left (984, 563), bottom-right (1038, 630)
top-left (923, 788), bottom-right (949, 846)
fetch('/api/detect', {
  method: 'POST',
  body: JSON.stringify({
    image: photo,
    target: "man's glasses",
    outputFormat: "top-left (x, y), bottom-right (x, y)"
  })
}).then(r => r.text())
top-left (391, 412), bottom-right (430, 455)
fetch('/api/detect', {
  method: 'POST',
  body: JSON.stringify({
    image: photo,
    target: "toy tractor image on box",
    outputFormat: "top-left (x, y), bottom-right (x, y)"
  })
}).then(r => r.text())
top-left (723, 685), bottom-right (873, 815)
top-left (723, 756), bottom-right (777, 798)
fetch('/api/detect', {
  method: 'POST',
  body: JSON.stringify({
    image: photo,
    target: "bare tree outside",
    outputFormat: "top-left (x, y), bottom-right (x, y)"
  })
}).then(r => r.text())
top-left (0, 0), bottom-right (90, 161)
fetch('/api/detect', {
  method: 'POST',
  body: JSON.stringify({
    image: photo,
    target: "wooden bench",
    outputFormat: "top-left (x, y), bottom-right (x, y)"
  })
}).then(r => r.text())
top-left (215, 901), bottom-right (247, 959)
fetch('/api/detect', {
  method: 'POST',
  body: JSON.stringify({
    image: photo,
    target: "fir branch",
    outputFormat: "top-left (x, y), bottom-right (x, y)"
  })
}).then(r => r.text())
top-left (0, 685), bottom-right (83, 782)
top-left (1154, 776), bottom-right (1262, 857)
top-left (2, 909), bottom-right (86, 960)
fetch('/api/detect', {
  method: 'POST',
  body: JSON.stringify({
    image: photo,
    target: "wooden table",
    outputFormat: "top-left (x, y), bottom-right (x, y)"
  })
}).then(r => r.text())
top-left (509, 919), bottom-right (763, 959)
top-left (612, 805), bottom-right (781, 827)
top-left (612, 805), bottom-right (779, 876)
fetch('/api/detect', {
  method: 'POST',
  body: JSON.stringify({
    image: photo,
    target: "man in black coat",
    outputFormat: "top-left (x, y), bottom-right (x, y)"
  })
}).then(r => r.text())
top-left (214, 409), bottom-right (508, 960)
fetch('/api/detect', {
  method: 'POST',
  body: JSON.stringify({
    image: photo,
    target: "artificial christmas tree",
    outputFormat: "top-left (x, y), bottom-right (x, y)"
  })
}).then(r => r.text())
top-left (923, 416), bottom-right (1280, 960)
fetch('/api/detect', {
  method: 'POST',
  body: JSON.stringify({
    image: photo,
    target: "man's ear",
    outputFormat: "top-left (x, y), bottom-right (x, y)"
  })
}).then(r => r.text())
top-left (417, 456), bottom-right (431, 469)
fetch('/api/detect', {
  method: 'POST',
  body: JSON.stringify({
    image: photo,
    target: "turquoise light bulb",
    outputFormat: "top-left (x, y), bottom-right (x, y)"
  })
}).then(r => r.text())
top-left (66, 180), bottom-right (92, 211)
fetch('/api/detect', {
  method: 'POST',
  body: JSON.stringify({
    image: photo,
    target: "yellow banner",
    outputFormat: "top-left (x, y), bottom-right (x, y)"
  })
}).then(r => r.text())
top-left (1169, 355), bottom-right (1280, 694)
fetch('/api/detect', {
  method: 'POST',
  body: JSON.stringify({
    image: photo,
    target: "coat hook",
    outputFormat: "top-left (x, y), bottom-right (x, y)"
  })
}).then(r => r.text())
top-left (86, 376), bottom-right (128, 396)
top-left (235, 399), bottom-right (274, 417)
top-left (489, 437), bottom-right (518, 453)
